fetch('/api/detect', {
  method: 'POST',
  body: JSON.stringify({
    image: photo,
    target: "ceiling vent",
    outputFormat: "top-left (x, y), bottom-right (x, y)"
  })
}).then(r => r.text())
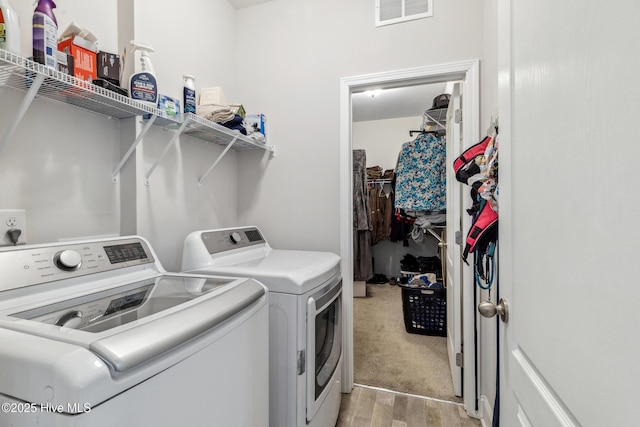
top-left (375, 0), bottom-right (433, 27)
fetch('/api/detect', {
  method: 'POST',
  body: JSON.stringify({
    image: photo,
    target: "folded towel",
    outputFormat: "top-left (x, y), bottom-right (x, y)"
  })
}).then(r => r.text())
top-left (197, 104), bottom-right (236, 123)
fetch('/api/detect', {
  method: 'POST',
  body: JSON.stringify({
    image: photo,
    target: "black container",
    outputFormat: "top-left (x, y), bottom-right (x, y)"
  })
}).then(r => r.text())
top-left (400, 284), bottom-right (447, 336)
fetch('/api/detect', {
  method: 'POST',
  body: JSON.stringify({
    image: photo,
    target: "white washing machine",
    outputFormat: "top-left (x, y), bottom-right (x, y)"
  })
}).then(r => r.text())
top-left (0, 236), bottom-right (269, 427)
top-left (181, 226), bottom-right (343, 427)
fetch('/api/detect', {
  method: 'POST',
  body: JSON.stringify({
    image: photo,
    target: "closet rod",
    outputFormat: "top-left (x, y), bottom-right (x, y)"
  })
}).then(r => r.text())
top-left (366, 178), bottom-right (391, 184)
top-left (409, 130), bottom-right (441, 136)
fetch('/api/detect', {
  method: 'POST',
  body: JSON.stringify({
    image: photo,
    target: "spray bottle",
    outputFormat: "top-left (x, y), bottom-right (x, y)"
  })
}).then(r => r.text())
top-left (0, 0), bottom-right (21, 55)
top-left (32, 0), bottom-right (57, 68)
top-left (128, 41), bottom-right (158, 108)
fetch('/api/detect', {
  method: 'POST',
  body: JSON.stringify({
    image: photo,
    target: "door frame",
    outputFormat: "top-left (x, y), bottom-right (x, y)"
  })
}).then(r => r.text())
top-left (497, 0), bottom-right (515, 422)
top-left (339, 59), bottom-right (481, 416)
top-left (445, 81), bottom-right (463, 398)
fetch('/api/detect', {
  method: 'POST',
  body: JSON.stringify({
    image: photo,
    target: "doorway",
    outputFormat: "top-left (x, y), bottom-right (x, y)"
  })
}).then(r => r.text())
top-left (351, 81), bottom-right (455, 401)
top-left (339, 60), bottom-right (481, 417)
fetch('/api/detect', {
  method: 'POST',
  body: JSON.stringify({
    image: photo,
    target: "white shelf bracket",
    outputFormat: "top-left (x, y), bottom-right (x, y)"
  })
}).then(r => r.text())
top-left (144, 119), bottom-right (190, 186)
top-left (197, 136), bottom-right (239, 189)
top-left (112, 115), bottom-right (158, 183)
top-left (0, 73), bottom-right (45, 156)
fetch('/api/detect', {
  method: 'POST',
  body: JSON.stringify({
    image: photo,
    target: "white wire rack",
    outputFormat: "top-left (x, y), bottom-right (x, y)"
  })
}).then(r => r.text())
top-left (183, 113), bottom-right (272, 151)
top-left (182, 114), bottom-right (274, 188)
top-left (423, 108), bottom-right (447, 132)
top-left (0, 49), bottom-right (177, 124)
top-left (0, 49), bottom-right (275, 186)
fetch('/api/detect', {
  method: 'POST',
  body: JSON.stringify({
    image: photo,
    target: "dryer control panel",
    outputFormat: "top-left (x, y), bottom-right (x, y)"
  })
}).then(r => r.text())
top-left (0, 237), bottom-right (156, 292)
top-left (202, 227), bottom-right (266, 255)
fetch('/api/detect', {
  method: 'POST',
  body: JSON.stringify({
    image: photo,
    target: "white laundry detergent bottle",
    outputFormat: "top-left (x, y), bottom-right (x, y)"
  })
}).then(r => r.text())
top-left (0, 0), bottom-right (20, 55)
top-left (128, 40), bottom-right (158, 108)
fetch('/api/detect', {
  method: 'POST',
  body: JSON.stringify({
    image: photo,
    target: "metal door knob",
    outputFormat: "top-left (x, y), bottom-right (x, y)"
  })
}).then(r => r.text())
top-left (478, 298), bottom-right (509, 323)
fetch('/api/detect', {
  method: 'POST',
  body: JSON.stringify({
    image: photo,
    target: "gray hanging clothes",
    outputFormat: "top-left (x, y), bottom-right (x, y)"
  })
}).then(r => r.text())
top-left (353, 149), bottom-right (373, 281)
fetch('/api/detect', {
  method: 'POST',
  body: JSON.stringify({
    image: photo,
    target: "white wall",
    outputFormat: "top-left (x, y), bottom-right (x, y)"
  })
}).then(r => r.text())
top-left (0, 91), bottom-right (121, 243)
top-left (352, 116), bottom-right (421, 170)
top-left (133, 0), bottom-right (239, 104)
top-left (233, 0), bottom-right (484, 254)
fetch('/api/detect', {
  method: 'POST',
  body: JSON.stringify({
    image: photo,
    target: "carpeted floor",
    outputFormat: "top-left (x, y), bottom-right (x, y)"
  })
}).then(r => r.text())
top-left (353, 283), bottom-right (461, 403)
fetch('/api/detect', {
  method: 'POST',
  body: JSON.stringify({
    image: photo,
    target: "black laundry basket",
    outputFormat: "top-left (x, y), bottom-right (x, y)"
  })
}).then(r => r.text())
top-left (400, 284), bottom-right (447, 337)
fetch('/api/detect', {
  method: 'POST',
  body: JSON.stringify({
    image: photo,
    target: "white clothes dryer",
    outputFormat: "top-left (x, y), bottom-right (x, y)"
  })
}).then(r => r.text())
top-left (181, 226), bottom-right (342, 427)
top-left (0, 236), bottom-right (269, 427)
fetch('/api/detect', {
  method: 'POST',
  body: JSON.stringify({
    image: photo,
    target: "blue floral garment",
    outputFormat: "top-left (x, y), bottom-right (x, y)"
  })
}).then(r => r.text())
top-left (394, 133), bottom-right (446, 212)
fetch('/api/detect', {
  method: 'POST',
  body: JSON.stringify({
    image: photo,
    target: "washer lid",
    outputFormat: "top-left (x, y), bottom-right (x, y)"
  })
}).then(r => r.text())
top-left (0, 275), bottom-right (266, 410)
top-left (193, 249), bottom-right (341, 294)
top-left (0, 275), bottom-right (265, 371)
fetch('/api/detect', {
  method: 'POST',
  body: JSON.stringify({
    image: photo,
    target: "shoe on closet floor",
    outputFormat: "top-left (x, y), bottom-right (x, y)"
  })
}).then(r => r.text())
top-left (367, 274), bottom-right (388, 284)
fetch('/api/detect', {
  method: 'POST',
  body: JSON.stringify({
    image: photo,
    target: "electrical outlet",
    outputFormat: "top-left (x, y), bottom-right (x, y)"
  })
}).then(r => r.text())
top-left (0, 209), bottom-right (27, 247)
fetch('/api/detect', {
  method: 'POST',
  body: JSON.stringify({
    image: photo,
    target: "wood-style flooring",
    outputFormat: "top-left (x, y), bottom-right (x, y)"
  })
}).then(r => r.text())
top-left (336, 385), bottom-right (482, 427)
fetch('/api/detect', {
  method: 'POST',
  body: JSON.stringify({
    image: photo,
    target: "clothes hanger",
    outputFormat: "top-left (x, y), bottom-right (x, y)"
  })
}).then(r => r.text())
top-left (409, 130), bottom-right (440, 137)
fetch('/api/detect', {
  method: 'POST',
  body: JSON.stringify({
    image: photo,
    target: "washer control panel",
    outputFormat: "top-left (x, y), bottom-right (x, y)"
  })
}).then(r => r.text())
top-left (0, 237), bottom-right (155, 292)
top-left (54, 250), bottom-right (83, 271)
top-left (202, 227), bottom-right (266, 255)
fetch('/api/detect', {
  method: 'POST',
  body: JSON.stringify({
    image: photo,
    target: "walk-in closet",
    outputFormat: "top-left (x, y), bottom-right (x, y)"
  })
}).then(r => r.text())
top-left (351, 83), bottom-right (461, 403)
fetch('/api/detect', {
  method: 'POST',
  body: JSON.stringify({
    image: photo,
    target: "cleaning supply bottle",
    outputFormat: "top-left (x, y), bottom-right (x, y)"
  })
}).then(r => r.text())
top-left (128, 40), bottom-right (158, 108)
top-left (0, 0), bottom-right (21, 55)
top-left (183, 74), bottom-right (196, 115)
top-left (32, 0), bottom-right (57, 68)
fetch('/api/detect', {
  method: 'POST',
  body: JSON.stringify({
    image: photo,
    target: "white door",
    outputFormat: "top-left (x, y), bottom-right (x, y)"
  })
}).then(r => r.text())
top-left (498, 1), bottom-right (640, 426)
top-left (445, 82), bottom-right (462, 397)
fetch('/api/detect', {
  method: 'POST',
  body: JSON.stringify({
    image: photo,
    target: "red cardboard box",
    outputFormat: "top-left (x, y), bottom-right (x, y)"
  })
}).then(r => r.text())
top-left (58, 37), bottom-right (97, 82)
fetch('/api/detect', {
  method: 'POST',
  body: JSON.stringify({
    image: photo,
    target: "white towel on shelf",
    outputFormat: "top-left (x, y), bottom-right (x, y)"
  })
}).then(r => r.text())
top-left (196, 104), bottom-right (236, 123)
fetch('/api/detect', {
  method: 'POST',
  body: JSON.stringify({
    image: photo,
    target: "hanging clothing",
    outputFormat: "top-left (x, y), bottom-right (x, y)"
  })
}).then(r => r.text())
top-left (394, 132), bottom-right (446, 213)
top-left (382, 188), bottom-right (393, 241)
top-left (353, 150), bottom-right (373, 281)
top-left (370, 184), bottom-right (389, 244)
top-left (389, 173), bottom-right (412, 246)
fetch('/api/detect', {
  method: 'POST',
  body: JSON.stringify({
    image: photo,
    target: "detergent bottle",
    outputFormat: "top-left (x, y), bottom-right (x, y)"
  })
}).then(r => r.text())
top-left (128, 41), bottom-right (158, 108)
top-left (33, 0), bottom-right (57, 68)
top-left (0, 0), bottom-right (21, 55)
top-left (183, 74), bottom-right (196, 114)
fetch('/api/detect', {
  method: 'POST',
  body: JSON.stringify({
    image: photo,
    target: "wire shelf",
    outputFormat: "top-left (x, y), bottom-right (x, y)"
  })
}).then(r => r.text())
top-left (0, 49), bottom-right (179, 127)
top-left (183, 113), bottom-right (272, 152)
top-left (1, 48), bottom-right (273, 182)
top-left (423, 108), bottom-right (447, 131)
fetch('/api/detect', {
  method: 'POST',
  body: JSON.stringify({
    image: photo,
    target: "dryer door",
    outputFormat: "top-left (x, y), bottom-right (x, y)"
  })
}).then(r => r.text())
top-left (306, 277), bottom-right (342, 422)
